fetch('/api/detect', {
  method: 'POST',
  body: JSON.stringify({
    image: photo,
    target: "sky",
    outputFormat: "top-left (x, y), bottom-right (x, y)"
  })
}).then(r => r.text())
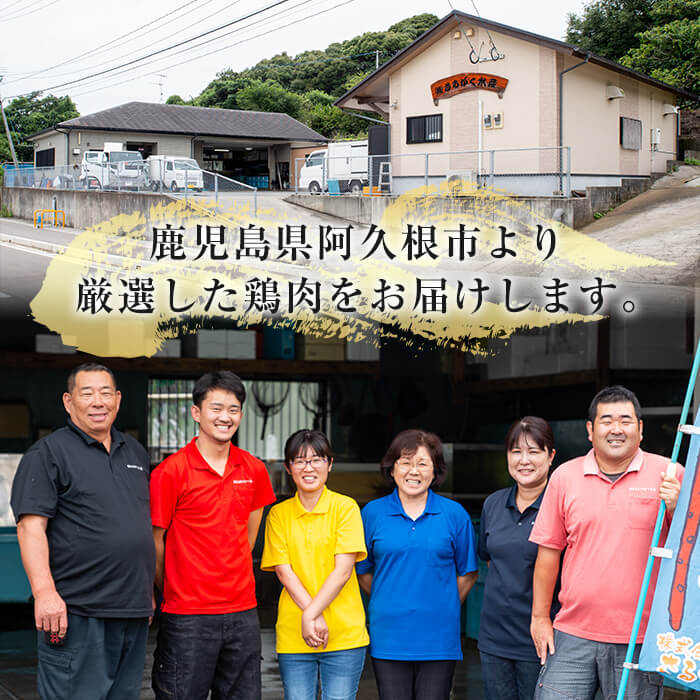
top-left (0, 0), bottom-right (587, 116)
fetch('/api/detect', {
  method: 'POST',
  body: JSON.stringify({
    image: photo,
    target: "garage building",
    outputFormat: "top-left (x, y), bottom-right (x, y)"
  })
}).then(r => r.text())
top-left (29, 101), bottom-right (327, 189)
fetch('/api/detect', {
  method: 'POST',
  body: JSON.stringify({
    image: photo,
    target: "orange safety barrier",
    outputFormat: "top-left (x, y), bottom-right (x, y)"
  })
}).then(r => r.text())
top-left (34, 209), bottom-right (66, 229)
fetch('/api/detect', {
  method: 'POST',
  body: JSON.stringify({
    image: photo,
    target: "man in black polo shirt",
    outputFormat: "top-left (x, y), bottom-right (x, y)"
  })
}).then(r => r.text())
top-left (11, 362), bottom-right (155, 700)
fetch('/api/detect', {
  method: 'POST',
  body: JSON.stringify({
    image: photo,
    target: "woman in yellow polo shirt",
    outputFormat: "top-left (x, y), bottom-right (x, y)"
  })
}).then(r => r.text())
top-left (261, 429), bottom-right (369, 700)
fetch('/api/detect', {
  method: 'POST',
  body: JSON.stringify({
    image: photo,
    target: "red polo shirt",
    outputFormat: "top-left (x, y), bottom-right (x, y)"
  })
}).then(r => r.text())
top-left (150, 438), bottom-right (276, 614)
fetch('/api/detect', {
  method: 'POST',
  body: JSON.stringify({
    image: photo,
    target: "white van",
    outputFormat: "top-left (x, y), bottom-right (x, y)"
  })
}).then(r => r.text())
top-left (147, 156), bottom-right (204, 192)
top-left (298, 140), bottom-right (368, 194)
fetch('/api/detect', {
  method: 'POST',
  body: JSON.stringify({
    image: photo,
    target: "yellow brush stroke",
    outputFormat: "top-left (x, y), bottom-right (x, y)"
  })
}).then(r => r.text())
top-left (30, 187), bottom-right (670, 357)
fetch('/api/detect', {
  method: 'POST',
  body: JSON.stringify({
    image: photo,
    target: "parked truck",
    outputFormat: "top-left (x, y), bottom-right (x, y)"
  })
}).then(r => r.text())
top-left (80, 142), bottom-right (147, 190)
top-left (298, 139), bottom-right (368, 194)
top-left (146, 155), bottom-right (204, 192)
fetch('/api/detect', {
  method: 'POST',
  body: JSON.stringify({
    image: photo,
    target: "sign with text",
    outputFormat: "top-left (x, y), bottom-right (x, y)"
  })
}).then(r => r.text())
top-left (431, 73), bottom-right (508, 101)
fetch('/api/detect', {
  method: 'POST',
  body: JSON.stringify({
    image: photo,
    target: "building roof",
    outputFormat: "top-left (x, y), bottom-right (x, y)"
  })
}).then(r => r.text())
top-left (30, 101), bottom-right (327, 142)
top-left (336, 10), bottom-right (699, 112)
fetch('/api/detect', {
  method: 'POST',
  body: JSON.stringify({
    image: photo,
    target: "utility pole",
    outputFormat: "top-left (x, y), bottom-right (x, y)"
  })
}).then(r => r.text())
top-left (153, 73), bottom-right (167, 103)
top-left (375, 50), bottom-right (379, 69)
top-left (0, 72), bottom-right (19, 168)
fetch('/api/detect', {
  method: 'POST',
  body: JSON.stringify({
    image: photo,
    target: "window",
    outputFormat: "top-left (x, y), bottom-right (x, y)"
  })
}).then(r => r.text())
top-left (620, 117), bottom-right (642, 150)
top-left (35, 148), bottom-right (55, 167)
top-left (147, 378), bottom-right (327, 463)
top-left (407, 115), bottom-right (443, 144)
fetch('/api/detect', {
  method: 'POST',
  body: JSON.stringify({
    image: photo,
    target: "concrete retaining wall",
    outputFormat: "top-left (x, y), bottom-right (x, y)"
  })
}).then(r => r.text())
top-left (0, 186), bottom-right (173, 229)
top-left (287, 192), bottom-right (596, 230)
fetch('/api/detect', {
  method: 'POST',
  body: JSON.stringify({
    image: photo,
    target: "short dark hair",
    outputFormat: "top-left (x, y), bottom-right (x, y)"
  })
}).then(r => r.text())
top-left (505, 416), bottom-right (555, 453)
top-left (67, 363), bottom-right (116, 393)
top-left (283, 429), bottom-right (333, 489)
top-left (588, 385), bottom-right (642, 422)
top-left (284, 429), bottom-right (333, 466)
top-left (380, 429), bottom-right (448, 487)
top-left (192, 371), bottom-right (246, 408)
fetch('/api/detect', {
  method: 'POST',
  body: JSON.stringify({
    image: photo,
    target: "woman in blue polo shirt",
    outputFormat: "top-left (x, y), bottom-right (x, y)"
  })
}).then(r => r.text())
top-left (478, 416), bottom-right (556, 700)
top-left (357, 429), bottom-right (478, 700)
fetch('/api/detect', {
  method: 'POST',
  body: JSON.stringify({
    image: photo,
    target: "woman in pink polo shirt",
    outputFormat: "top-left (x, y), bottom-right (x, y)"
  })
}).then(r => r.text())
top-left (477, 416), bottom-right (557, 700)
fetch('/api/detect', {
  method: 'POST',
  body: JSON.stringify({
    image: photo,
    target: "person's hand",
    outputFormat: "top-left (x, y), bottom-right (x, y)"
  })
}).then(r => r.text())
top-left (149, 590), bottom-right (156, 626)
top-left (34, 589), bottom-right (67, 637)
top-left (531, 615), bottom-right (555, 665)
top-left (301, 610), bottom-right (326, 648)
top-left (660, 469), bottom-right (681, 515)
top-left (313, 614), bottom-right (329, 650)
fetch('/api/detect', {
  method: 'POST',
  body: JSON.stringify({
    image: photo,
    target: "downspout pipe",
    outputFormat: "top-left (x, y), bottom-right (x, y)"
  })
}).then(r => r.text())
top-left (559, 51), bottom-right (590, 194)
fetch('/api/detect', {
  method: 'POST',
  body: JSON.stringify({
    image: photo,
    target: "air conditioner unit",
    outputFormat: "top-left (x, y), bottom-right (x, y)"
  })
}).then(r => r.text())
top-left (445, 169), bottom-right (475, 190)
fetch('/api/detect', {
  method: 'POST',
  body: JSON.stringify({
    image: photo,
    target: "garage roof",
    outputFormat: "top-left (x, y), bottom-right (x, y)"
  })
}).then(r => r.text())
top-left (32, 101), bottom-right (327, 142)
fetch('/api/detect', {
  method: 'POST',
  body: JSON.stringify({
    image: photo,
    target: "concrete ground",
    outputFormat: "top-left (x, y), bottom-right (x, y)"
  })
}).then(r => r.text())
top-left (580, 165), bottom-right (700, 287)
top-left (0, 611), bottom-right (487, 699)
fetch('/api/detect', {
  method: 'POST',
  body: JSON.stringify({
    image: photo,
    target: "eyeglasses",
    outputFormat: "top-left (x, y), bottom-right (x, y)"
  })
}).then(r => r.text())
top-left (395, 459), bottom-right (433, 473)
top-left (291, 456), bottom-right (328, 469)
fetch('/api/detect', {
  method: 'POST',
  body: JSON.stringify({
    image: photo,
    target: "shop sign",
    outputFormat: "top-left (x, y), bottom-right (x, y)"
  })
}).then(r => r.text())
top-left (430, 73), bottom-right (508, 103)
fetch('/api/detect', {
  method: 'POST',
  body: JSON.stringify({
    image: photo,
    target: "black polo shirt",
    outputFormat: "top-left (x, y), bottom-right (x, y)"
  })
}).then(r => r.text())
top-left (478, 484), bottom-right (558, 661)
top-left (11, 419), bottom-right (155, 617)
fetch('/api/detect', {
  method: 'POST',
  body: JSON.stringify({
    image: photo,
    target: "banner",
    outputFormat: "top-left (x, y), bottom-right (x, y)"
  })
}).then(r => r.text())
top-left (639, 410), bottom-right (700, 689)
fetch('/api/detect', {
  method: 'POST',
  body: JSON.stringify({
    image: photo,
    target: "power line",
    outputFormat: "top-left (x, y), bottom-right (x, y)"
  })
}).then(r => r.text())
top-left (67, 0), bottom-right (361, 101)
top-left (10, 0), bottom-right (296, 96)
top-left (7, 0), bottom-right (230, 84)
top-left (16, 0), bottom-right (322, 98)
top-left (0, 0), bottom-right (60, 21)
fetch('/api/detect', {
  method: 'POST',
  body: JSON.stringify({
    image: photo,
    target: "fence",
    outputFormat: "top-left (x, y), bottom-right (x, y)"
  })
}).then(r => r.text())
top-left (2, 163), bottom-right (258, 213)
top-left (294, 146), bottom-right (572, 198)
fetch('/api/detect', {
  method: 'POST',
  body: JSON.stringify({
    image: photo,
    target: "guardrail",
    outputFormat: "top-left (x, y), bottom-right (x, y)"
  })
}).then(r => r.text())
top-left (2, 164), bottom-right (258, 213)
top-left (294, 146), bottom-right (572, 198)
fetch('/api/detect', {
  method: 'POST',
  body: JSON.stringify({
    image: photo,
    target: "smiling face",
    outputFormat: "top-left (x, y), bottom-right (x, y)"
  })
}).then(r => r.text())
top-left (586, 400), bottom-right (643, 471)
top-left (286, 445), bottom-right (332, 496)
top-left (191, 388), bottom-right (242, 445)
top-left (392, 445), bottom-right (434, 500)
top-left (507, 434), bottom-right (554, 490)
top-left (62, 370), bottom-right (121, 439)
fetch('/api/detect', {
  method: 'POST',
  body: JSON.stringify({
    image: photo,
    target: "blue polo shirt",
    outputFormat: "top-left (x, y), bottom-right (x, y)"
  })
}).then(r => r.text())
top-left (478, 485), bottom-right (558, 661)
top-left (357, 488), bottom-right (478, 660)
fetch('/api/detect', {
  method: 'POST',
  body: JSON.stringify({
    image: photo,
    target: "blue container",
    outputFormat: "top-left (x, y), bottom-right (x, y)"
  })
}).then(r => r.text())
top-left (263, 326), bottom-right (295, 360)
top-left (0, 527), bottom-right (31, 602)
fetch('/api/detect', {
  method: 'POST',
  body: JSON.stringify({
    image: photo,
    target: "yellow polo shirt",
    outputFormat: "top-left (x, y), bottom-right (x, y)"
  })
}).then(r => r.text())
top-left (261, 487), bottom-right (369, 653)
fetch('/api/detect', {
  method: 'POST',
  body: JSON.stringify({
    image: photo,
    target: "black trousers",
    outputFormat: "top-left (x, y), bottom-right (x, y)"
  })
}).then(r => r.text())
top-left (152, 608), bottom-right (262, 700)
top-left (371, 657), bottom-right (456, 700)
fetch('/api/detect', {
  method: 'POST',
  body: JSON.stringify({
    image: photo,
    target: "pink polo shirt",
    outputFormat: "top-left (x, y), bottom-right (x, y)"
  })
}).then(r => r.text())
top-left (530, 449), bottom-right (680, 643)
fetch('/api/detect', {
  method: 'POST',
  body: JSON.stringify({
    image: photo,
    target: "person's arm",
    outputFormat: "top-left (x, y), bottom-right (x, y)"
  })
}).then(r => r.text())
top-left (357, 572), bottom-right (372, 595)
top-left (530, 545), bottom-right (561, 664)
top-left (153, 526), bottom-right (166, 593)
top-left (301, 552), bottom-right (358, 647)
top-left (247, 507), bottom-right (264, 551)
top-left (457, 570), bottom-right (478, 603)
top-left (16, 515), bottom-right (67, 636)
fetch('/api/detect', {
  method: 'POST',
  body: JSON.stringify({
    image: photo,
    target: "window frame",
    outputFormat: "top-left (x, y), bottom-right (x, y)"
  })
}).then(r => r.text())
top-left (406, 114), bottom-right (443, 145)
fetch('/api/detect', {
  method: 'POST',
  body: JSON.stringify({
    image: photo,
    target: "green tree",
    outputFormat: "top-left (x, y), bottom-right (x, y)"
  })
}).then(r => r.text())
top-left (165, 94), bottom-right (191, 105)
top-left (566, 0), bottom-right (656, 60)
top-left (235, 80), bottom-right (304, 119)
top-left (620, 0), bottom-right (700, 94)
top-left (1, 92), bottom-right (78, 162)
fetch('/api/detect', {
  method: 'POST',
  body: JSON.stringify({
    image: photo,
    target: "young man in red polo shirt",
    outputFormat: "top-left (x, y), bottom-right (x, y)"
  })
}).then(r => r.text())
top-left (150, 371), bottom-right (276, 700)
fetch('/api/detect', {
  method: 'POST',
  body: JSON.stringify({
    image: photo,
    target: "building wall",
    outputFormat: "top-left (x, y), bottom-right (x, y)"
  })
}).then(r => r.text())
top-left (562, 58), bottom-right (677, 176)
top-left (33, 130), bottom-right (194, 167)
top-left (387, 26), bottom-right (678, 181)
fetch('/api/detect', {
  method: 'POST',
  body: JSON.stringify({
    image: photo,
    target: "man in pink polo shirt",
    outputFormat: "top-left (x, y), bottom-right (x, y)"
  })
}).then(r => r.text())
top-left (530, 385), bottom-right (681, 699)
